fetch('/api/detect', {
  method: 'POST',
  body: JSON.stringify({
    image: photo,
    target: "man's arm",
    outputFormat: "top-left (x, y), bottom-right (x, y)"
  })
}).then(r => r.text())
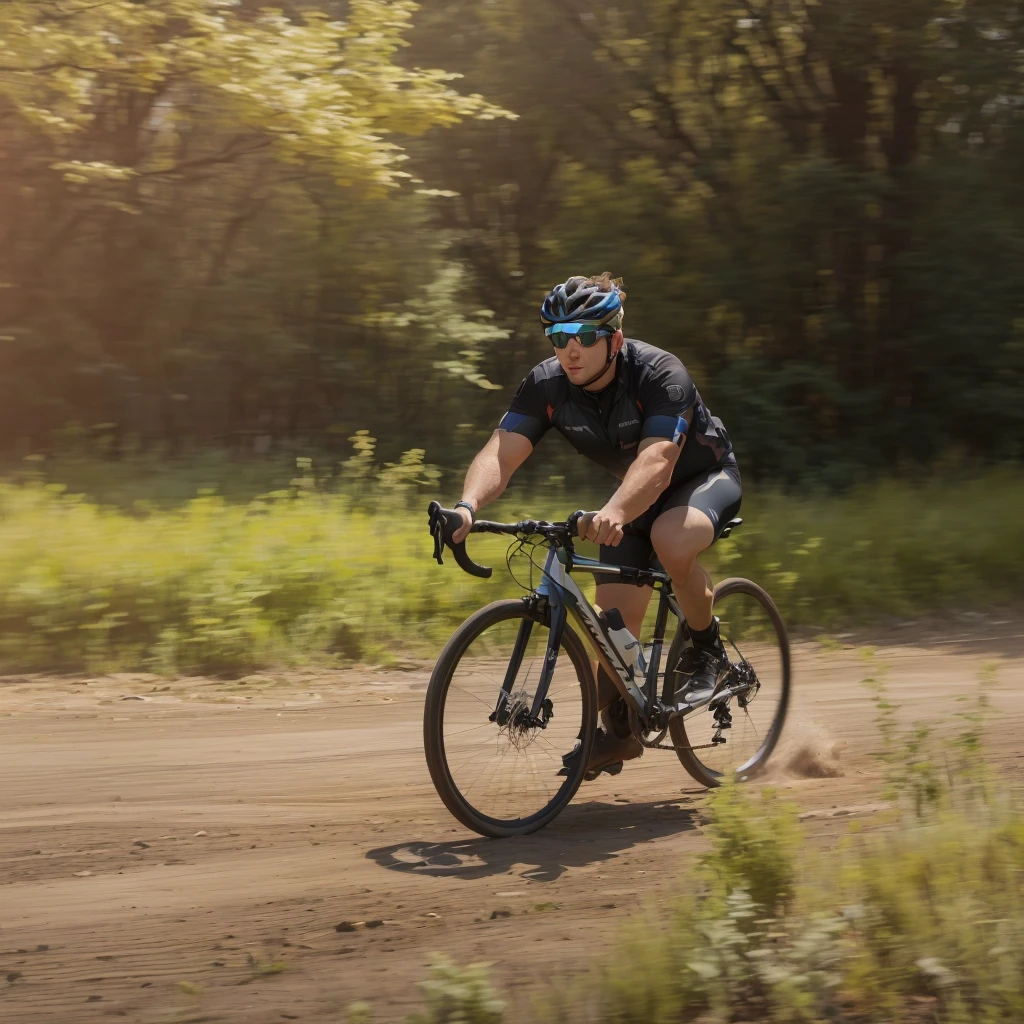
top-left (581, 436), bottom-right (683, 547)
top-left (452, 430), bottom-right (534, 543)
top-left (581, 347), bottom-right (698, 547)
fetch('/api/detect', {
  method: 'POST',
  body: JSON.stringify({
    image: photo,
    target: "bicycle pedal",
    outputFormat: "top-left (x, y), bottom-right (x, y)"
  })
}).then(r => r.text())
top-left (557, 743), bottom-right (582, 777)
top-left (584, 761), bottom-right (624, 782)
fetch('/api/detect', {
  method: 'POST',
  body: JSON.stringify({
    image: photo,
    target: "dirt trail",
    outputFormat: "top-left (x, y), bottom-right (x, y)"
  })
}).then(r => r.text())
top-left (2, 625), bottom-right (1023, 1023)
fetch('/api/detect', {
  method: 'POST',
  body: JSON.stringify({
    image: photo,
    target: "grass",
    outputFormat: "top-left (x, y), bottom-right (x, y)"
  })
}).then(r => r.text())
top-left (0, 457), bottom-right (1021, 675)
top-left (385, 666), bottom-right (1024, 1024)
top-left (375, 793), bottom-right (1024, 1023)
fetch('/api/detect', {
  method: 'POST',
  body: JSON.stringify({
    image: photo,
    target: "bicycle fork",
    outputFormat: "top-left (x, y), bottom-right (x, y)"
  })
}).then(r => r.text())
top-left (488, 588), bottom-right (564, 729)
top-left (492, 549), bottom-right (662, 730)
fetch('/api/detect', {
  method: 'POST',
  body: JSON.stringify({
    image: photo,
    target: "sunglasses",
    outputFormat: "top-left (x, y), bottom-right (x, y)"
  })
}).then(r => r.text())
top-left (544, 323), bottom-right (615, 349)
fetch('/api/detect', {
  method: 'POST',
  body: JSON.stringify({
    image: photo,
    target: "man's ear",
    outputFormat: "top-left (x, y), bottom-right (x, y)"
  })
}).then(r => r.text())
top-left (610, 330), bottom-right (625, 357)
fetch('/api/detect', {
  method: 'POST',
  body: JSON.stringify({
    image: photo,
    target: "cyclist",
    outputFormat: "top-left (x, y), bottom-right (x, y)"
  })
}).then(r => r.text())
top-left (449, 273), bottom-right (741, 779)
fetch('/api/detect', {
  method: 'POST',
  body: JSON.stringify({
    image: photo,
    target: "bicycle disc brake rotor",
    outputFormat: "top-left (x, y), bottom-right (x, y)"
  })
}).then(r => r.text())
top-left (499, 690), bottom-right (553, 749)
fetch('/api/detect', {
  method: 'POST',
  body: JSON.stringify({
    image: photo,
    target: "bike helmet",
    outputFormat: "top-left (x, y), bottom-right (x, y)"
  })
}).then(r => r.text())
top-left (540, 275), bottom-right (624, 332)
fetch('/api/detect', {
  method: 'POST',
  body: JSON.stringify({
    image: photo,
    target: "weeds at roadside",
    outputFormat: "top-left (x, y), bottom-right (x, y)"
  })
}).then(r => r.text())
top-left (860, 648), bottom-right (942, 815)
top-left (1, 460), bottom-right (1022, 676)
top-left (376, 657), bottom-right (1024, 1024)
top-left (404, 958), bottom-right (504, 1024)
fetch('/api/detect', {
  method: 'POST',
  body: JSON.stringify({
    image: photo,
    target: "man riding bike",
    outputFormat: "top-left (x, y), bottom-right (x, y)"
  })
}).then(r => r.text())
top-left (449, 273), bottom-right (741, 780)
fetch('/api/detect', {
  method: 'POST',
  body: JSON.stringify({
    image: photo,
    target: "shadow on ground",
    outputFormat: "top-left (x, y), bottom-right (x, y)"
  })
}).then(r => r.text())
top-left (367, 797), bottom-right (701, 883)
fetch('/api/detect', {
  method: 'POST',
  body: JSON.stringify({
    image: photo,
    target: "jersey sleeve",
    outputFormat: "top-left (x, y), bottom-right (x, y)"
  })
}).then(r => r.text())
top-left (497, 368), bottom-right (551, 447)
top-left (637, 348), bottom-right (697, 441)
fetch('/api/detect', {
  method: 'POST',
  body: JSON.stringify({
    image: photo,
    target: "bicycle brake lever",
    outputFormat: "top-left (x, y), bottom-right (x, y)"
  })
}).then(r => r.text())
top-left (426, 501), bottom-right (493, 579)
top-left (428, 501), bottom-right (446, 565)
top-left (567, 510), bottom-right (588, 538)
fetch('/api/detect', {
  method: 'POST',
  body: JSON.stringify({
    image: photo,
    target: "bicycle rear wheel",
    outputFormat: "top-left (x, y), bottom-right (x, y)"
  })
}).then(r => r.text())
top-left (423, 599), bottom-right (596, 838)
top-left (668, 578), bottom-right (790, 788)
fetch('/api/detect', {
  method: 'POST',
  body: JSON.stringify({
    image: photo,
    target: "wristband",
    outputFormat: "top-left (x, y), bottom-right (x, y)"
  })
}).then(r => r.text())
top-left (454, 500), bottom-right (477, 523)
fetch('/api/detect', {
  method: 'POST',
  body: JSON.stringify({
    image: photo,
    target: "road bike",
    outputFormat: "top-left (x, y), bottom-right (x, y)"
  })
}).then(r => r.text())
top-left (424, 502), bottom-right (790, 838)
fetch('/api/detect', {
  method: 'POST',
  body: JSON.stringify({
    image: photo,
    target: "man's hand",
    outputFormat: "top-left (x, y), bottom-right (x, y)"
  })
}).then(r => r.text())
top-left (579, 505), bottom-right (629, 547)
top-left (452, 504), bottom-right (474, 545)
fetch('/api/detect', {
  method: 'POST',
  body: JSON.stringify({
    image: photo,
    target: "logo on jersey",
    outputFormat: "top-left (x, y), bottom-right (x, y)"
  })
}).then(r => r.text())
top-left (666, 384), bottom-right (685, 402)
top-left (618, 419), bottom-right (640, 429)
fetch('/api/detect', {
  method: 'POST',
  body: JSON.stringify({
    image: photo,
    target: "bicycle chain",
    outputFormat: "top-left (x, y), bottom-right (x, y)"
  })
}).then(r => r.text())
top-left (646, 740), bottom-right (718, 752)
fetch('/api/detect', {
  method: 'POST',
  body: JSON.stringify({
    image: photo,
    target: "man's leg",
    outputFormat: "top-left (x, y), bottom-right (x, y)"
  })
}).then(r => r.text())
top-left (593, 582), bottom-right (652, 709)
top-left (650, 464), bottom-right (742, 700)
top-left (649, 506), bottom-right (715, 629)
top-left (570, 545), bottom-right (655, 777)
top-left (651, 505), bottom-right (721, 700)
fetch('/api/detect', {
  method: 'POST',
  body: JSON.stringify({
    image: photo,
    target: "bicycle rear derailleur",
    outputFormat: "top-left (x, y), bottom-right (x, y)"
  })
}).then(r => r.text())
top-left (711, 702), bottom-right (732, 746)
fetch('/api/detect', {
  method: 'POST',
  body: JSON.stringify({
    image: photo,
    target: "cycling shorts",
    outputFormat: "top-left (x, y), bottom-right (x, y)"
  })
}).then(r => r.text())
top-left (594, 459), bottom-right (742, 585)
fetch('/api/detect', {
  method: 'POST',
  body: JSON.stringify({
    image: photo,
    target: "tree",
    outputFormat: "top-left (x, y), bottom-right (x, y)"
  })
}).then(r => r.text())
top-left (0, 0), bottom-right (508, 451)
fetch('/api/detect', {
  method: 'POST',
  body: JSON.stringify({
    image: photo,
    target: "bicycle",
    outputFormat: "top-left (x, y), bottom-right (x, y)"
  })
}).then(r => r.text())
top-left (424, 502), bottom-right (790, 838)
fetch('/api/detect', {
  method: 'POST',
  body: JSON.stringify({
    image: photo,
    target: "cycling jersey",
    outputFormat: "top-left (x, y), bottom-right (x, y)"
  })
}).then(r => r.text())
top-left (498, 339), bottom-right (734, 483)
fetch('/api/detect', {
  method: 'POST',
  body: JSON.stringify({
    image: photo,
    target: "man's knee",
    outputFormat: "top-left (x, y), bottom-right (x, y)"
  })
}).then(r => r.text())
top-left (650, 506), bottom-right (713, 574)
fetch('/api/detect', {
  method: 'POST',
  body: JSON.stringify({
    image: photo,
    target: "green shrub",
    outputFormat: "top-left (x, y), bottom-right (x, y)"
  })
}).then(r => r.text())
top-left (406, 958), bottom-right (505, 1024)
top-left (700, 782), bottom-right (801, 916)
top-left (533, 669), bottom-right (1024, 1024)
top-left (0, 460), bottom-right (1021, 675)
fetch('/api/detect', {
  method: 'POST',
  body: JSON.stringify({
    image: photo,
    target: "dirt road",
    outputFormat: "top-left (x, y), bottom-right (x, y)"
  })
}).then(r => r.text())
top-left (2, 622), bottom-right (1023, 1023)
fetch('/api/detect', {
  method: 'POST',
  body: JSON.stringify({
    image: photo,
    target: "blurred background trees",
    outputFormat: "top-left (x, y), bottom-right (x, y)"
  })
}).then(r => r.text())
top-left (3, 0), bottom-right (1023, 488)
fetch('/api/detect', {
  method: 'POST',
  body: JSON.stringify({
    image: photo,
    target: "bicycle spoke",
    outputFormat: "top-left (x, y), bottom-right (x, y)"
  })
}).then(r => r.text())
top-left (447, 682), bottom-right (500, 710)
top-left (669, 582), bottom-right (789, 784)
top-left (434, 609), bottom-right (588, 827)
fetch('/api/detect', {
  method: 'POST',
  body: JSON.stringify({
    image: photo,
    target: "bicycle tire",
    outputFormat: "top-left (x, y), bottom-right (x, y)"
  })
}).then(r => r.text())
top-left (423, 599), bottom-right (597, 838)
top-left (667, 577), bottom-right (790, 788)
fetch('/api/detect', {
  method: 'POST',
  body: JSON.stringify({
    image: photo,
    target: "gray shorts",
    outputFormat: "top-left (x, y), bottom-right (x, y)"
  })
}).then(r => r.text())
top-left (595, 460), bottom-right (742, 582)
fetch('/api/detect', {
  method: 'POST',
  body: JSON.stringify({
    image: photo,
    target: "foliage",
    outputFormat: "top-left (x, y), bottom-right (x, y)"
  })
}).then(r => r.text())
top-left (406, 958), bottom-right (505, 1024)
top-left (1, 0), bottom-right (1024, 483)
top-left (860, 653), bottom-right (1002, 816)
top-left (555, 677), bottom-right (1024, 1024)
top-left (700, 782), bottom-right (801, 916)
top-left (396, 728), bottom-right (1024, 1024)
top-left (0, 0), bottom-right (506, 184)
top-left (558, 798), bottom-right (1024, 1024)
top-left (0, 459), bottom-right (1021, 675)
top-left (405, 0), bottom-right (1024, 483)
top-left (859, 649), bottom-right (943, 815)
top-left (0, 0), bottom-right (509, 464)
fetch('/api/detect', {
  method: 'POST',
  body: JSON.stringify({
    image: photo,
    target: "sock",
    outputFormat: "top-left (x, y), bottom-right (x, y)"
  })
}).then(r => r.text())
top-left (688, 618), bottom-right (720, 649)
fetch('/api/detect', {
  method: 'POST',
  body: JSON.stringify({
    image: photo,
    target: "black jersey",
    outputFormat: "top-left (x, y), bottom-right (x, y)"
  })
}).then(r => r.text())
top-left (498, 340), bottom-right (733, 482)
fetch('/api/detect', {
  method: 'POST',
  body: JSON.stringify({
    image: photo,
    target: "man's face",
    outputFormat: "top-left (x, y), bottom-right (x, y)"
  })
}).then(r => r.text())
top-left (552, 329), bottom-right (623, 383)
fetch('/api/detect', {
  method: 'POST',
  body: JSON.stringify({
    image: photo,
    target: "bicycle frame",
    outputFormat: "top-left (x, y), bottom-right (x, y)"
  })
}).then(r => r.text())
top-left (494, 545), bottom-right (684, 729)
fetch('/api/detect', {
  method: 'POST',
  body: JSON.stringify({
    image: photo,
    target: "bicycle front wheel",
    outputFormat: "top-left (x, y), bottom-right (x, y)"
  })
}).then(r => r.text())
top-left (668, 578), bottom-right (790, 788)
top-left (423, 599), bottom-right (596, 838)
